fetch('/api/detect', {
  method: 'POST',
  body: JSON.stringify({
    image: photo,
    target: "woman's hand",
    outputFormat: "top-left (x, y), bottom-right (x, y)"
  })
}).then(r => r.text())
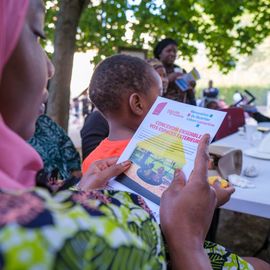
top-left (167, 72), bottom-right (183, 82)
top-left (189, 80), bottom-right (196, 88)
top-left (212, 180), bottom-right (235, 207)
top-left (160, 134), bottom-right (216, 270)
top-left (78, 157), bottom-right (131, 191)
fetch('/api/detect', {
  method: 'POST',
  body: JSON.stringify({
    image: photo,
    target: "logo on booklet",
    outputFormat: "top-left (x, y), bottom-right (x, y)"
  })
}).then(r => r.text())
top-left (152, 102), bottom-right (167, 115)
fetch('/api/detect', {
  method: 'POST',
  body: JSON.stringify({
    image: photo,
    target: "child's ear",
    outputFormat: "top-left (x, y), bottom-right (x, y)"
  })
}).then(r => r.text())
top-left (129, 93), bottom-right (144, 116)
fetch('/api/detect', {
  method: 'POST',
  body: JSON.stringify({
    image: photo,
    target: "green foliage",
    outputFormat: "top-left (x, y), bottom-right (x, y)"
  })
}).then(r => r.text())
top-left (44, 0), bottom-right (270, 72)
top-left (132, 0), bottom-right (270, 73)
top-left (43, 0), bottom-right (58, 50)
top-left (77, 0), bottom-right (131, 63)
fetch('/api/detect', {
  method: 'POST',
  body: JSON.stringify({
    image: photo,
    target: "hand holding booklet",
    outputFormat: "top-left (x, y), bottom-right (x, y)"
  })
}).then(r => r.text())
top-left (109, 97), bottom-right (226, 222)
top-left (175, 67), bottom-right (200, 92)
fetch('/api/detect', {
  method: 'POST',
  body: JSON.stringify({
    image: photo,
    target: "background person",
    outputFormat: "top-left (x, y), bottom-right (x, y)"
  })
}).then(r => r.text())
top-left (154, 38), bottom-right (197, 105)
top-left (29, 114), bottom-right (81, 179)
top-left (147, 58), bottom-right (169, 95)
top-left (72, 97), bottom-right (80, 123)
top-left (81, 91), bottom-right (90, 117)
top-left (80, 58), bottom-right (168, 161)
top-left (80, 109), bottom-right (109, 160)
top-left (203, 79), bottom-right (219, 98)
top-left (0, 1), bottom-right (268, 269)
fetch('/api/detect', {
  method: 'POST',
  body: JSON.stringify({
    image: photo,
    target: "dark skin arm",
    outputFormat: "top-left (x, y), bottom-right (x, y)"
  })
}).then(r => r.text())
top-left (160, 134), bottom-right (216, 270)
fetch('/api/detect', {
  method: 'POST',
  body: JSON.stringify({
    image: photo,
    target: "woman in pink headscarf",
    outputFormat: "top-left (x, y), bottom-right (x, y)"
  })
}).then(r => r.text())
top-left (0, 0), bottom-right (45, 189)
top-left (0, 0), bottom-right (129, 190)
top-left (0, 1), bottom-right (268, 269)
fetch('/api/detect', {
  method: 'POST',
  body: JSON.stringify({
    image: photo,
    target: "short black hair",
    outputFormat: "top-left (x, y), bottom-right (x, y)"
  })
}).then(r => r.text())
top-left (89, 54), bottom-right (156, 114)
top-left (153, 38), bottom-right (178, 59)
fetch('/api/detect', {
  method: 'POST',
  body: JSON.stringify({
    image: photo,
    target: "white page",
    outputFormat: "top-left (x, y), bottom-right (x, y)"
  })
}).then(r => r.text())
top-left (110, 97), bottom-right (226, 222)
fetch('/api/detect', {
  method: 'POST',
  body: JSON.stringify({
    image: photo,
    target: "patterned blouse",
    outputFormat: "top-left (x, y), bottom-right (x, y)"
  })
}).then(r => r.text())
top-left (28, 115), bottom-right (81, 179)
top-left (0, 188), bottom-right (253, 270)
top-left (163, 64), bottom-right (196, 105)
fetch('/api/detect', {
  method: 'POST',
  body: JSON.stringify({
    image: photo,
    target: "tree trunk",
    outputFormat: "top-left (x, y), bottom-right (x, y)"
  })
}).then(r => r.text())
top-left (47, 0), bottom-right (88, 131)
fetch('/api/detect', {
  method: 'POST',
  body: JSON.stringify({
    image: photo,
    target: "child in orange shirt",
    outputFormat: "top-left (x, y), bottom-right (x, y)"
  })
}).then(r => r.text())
top-left (82, 55), bottom-right (162, 173)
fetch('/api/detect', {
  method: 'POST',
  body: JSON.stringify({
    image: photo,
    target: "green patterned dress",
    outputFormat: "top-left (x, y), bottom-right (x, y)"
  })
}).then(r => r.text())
top-left (0, 188), bottom-right (253, 270)
top-left (28, 115), bottom-right (81, 179)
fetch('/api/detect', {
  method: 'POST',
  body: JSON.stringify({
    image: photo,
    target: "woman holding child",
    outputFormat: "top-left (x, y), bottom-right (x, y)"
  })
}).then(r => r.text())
top-left (0, 0), bottom-right (269, 269)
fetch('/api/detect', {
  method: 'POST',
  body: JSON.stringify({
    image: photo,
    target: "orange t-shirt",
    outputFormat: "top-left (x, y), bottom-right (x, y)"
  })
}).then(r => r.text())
top-left (82, 138), bottom-right (130, 174)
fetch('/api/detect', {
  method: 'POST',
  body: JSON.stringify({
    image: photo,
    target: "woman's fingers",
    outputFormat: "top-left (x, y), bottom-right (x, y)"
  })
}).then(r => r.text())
top-left (168, 168), bottom-right (186, 191)
top-left (98, 160), bottom-right (132, 181)
top-left (189, 134), bottom-right (210, 185)
top-left (79, 159), bottom-right (131, 191)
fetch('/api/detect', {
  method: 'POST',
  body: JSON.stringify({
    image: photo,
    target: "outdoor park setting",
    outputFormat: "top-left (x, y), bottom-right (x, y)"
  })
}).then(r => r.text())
top-left (1, 0), bottom-right (270, 268)
top-left (48, 0), bottom-right (270, 264)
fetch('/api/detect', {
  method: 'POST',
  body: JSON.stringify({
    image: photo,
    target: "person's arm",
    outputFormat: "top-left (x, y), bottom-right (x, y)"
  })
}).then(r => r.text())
top-left (241, 105), bottom-right (270, 123)
top-left (252, 112), bottom-right (270, 123)
top-left (80, 111), bottom-right (109, 160)
top-left (166, 241), bottom-right (211, 270)
top-left (160, 134), bottom-right (216, 270)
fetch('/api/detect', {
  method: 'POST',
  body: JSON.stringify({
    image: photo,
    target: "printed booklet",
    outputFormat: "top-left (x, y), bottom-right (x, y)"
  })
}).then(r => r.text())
top-left (109, 97), bottom-right (226, 222)
top-left (175, 67), bottom-right (200, 92)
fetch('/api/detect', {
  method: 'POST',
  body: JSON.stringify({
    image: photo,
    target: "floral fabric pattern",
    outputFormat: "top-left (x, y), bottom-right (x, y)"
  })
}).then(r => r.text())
top-left (28, 115), bottom-right (81, 179)
top-left (0, 188), bottom-right (253, 270)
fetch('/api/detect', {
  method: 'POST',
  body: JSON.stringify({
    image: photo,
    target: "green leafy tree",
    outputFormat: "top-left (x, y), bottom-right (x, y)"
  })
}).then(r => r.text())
top-left (132, 0), bottom-right (270, 71)
top-left (44, 0), bottom-right (270, 130)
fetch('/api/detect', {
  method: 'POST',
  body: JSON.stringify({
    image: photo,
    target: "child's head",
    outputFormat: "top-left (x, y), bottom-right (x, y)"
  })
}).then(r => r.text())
top-left (89, 54), bottom-right (162, 130)
top-left (147, 58), bottom-right (168, 95)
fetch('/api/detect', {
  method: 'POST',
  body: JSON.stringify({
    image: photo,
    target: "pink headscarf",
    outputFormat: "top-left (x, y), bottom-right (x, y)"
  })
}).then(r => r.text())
top-left (0, 0), bottom-right (29, 79)
top-left (0, 0), bottom-right (43, 190)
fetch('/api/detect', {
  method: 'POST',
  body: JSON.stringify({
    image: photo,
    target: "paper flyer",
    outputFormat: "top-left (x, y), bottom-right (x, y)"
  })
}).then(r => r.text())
top-left (175, 67), bottom-right (200, 92)
top-left (109, 97), bottom-right (226, 222)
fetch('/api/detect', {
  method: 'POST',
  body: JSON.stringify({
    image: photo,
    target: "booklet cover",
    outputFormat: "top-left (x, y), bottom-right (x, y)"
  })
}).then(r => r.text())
top-left (175, 67), bottom-right (200, 92)
top-left (109, 97), bottom-right (226, 221)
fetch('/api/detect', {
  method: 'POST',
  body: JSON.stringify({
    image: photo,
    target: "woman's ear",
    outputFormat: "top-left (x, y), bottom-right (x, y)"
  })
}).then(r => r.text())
top-left (129, 93), bottom-right (144, 116)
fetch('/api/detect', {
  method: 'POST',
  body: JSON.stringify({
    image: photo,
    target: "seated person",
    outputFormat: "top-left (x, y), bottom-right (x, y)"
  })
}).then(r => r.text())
top-left (200, 80), bottom-right (220, 108)
top-left (29, 114), bottom-right (81, 179)
top-left (81, 55), bottom-right (266, 268)
top-left (205, 99), bottom-right (221, 110)
top-left (203, 80), bottom-right (219, 98)
top-left (1, 1), bottom-right (269, 269)
top-left (147, 58), bottom-right (169, 96)
top-left (80, 59), bottom-right (168, 161)
top-left (80, 108), bottom-right (109, 160)
top-left (82, 55), bottom-right (160, 173)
